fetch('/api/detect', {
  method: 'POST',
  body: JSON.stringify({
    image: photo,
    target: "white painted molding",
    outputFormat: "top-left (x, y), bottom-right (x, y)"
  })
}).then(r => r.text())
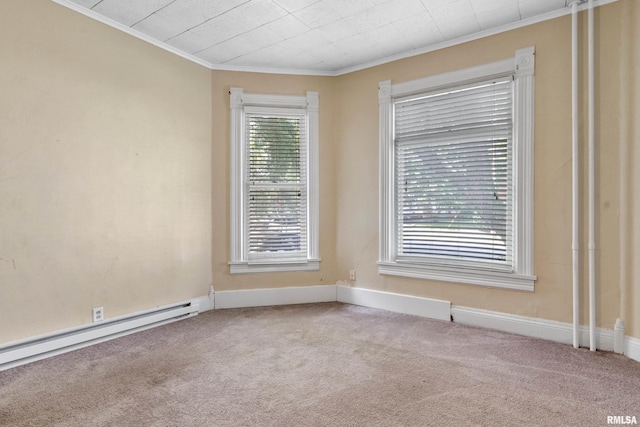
top-left (306, 91), bottom-right (320, 262)
top-left (183, 289), bottom-right (640, 365)
top-left (3, 285), bottom-right (638, 371)
top-left (336, 285), bottom-right (451, 322)
top-left (378, 80), bottom-right (392, 103)
top-left (51, 0), bottom-right (214, 70)
top-left (513, 52), bottom-right (536, 280)
top-left (335, 0), bottom-right (618, 76)
top-left (378, 80), bottom-right (394, 265)
top-left (240, 93), bottom-right (307, 108)
top-left (214, 285), bottom-right (337, 309)
top-left (515, 46), bottom-right (536, 76)
top-left (229, 88), bottom-right (245, 266)
top-left (203, 61), bottom-right (337, 77)
top-left (228, 260), bottom-right (320, 274)
top-left (229, 88), bottom-right (244, 108)
top-left (614, 319), bottom-right (625, 354)
top-left (377, 262), bottom-right (535, 292)
top-left (390, 58), bottom-right (514, 97)
top-left (450, 305), bottom-right (615, 351)
top-left (626, 336), bottom-right (640, 364)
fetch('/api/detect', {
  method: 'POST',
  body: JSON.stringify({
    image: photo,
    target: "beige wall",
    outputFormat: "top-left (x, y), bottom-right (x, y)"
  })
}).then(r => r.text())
top-left (210, 71), bottom-right (338, 291)
top-left (0, 1), bottom-right (212, 343)
top-left (621, 0), bottom-right (640, 338)
top-left (334, 1), bottom-right (638, 336)
top-left (1, 0), bottom-right (637, 345)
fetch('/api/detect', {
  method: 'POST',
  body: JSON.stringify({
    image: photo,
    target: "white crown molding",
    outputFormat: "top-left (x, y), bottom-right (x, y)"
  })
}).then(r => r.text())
top-left (51, 0), bottom-right (214, 70)
top-left (208, 62), bottom-right (337, 77)
top-left (52, 0), bottom-right (619, 77)
top-left (335, 0), bottom-right (619, 76)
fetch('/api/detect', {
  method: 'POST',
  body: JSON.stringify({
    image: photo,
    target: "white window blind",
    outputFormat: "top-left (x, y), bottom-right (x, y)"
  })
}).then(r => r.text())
top-left (246, 111), bottom-right (307, 261)
top-left (395, 78), bottom-right (513, 268)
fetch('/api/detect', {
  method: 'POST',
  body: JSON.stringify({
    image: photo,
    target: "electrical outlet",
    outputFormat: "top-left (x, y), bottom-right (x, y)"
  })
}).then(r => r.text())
top-left (92, 307), bottom-right (104, 323)
top-left (349, 269), bottom-right (356, 281)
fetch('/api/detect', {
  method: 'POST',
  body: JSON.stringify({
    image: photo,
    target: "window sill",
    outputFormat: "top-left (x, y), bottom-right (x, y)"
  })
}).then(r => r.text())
top-left (377, 261), bottom-right (535, 292)
top-left (230, 259), bottom-right (320, 274)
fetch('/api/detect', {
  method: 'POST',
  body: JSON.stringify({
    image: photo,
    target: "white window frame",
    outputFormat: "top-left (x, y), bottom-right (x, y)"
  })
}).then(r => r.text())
top-left (229, 89), bottom-right (320, 274)
top-left (378, 47), bottom-right (536, 291)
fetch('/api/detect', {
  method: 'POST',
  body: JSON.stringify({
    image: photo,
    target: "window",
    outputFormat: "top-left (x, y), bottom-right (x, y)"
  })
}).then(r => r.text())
top-left (229, 89), bottom-right (319, 273)
top-left (378, 47), bottom-right (536, 291)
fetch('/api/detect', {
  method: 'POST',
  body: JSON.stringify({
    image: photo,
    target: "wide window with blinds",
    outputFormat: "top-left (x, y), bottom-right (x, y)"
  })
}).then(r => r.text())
top-left (395, 78), bottom-right (513, 269)
top-left (229, 89), bottom-right (320, 274)
top-left (378, 47), bottom-right (536, 291)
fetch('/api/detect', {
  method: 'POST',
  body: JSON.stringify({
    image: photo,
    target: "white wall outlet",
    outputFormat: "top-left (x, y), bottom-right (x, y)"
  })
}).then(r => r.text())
top-left (92, 307), bottom-right (104, 323)
top-left (349, 269), bottom-right (356, 281)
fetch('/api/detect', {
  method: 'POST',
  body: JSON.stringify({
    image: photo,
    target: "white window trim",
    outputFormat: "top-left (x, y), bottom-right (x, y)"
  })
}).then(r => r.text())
top-left (229, 89), bottom-right (320, 274)
top-left (378, 47), bottom-right (536, 291)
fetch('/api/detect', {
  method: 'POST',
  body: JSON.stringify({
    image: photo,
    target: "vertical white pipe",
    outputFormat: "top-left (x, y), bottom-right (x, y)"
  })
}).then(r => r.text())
top-left (588, 0), bottom-right (596, 352)
top-left (571, 0), bottom-right (580, 349)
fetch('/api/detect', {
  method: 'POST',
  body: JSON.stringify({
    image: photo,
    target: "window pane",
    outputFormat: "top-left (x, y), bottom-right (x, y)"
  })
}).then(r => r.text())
top-left (248, 116), bottom-right (303, 184)
top-left (395, 79), bottom-right (513, 264)
top-left (248, 187), bottom-right (307, 254)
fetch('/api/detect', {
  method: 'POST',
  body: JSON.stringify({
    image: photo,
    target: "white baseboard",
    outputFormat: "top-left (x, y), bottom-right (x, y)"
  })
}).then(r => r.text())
top-left (213, 285), bottom-right (337, 309)
top-left (4, 285), bottom-right (638, 371)
top-left (451, 305), bottom-right (616, 351)
top-left (179, 289), bottom-right (640, 364)
top-left (626, 336), bottom-right (640, 363)
top-left (336, 285), bottom-right (451, 321)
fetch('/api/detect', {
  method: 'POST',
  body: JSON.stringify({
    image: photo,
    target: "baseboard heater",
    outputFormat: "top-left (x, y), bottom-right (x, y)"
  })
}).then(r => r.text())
top-left (0, 300), bottom-right (200, 371)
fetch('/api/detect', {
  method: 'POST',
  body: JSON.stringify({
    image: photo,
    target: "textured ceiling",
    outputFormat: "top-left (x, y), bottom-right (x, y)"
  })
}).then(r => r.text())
top-left (56, 0), bottom-right (583, 75)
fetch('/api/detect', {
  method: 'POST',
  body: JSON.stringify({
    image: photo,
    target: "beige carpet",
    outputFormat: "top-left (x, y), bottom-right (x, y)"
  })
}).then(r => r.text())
top-left (1, 302), bottom-right (639, 426)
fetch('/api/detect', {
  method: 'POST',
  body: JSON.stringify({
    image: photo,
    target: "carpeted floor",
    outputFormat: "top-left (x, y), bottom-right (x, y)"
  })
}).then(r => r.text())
top-left (1, 302), bottom-right (639, 426)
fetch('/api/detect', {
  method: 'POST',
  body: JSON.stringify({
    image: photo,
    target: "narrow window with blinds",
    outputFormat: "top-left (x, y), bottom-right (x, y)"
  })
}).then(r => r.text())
top-left (395, 78), bottom-right (513, 270)
top-left (246, 111), bottom-right (307, 261)
top-left (229, 89), bottom-right (320, 274)
top-left (378, 47), bottom-right (536, 291)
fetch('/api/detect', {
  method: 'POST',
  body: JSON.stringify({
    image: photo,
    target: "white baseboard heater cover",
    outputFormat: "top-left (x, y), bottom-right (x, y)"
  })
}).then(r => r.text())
top-left (0, 300), bottom-right (199, 371)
